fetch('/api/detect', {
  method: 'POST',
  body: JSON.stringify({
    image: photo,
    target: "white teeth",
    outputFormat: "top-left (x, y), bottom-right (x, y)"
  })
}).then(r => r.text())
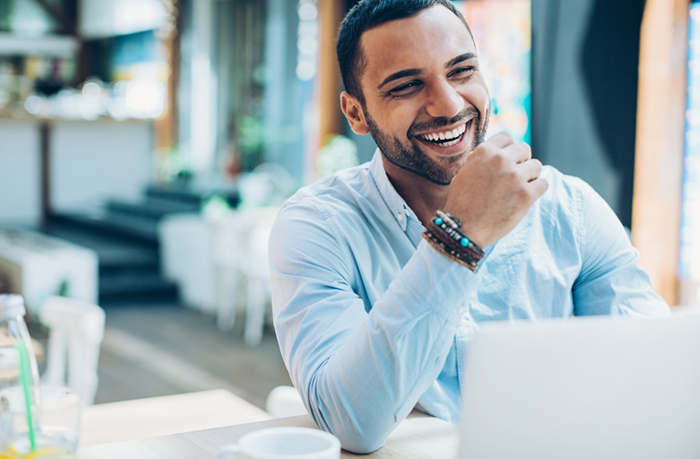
top-left (442, 138), bottom-right (459, 147)
top-left (420, 123), bottom-right (468, 144)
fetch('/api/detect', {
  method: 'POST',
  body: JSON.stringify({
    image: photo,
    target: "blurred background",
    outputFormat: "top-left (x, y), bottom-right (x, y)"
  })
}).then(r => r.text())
top-left (0, 0), bottom-right (692, 411)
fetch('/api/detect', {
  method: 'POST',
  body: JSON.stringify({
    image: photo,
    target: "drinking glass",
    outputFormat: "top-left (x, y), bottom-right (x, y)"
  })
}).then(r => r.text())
top-left (0, 385), bottom-right (81, 458)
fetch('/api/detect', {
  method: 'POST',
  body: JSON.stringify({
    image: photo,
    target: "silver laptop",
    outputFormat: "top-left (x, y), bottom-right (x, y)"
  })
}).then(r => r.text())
top-left (458, 316), bottom-right (700, 459)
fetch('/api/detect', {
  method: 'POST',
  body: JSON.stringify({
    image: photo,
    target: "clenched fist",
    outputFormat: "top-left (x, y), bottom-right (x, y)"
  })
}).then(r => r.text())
top-left (443, 132), bottom-right (548, 248)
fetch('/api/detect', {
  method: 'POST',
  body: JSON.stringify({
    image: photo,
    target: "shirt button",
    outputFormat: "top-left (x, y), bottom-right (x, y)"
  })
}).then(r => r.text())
top-left (397, 213), bottom-right (404, 222)
top-left (405, 209), bottom-right (411, 216)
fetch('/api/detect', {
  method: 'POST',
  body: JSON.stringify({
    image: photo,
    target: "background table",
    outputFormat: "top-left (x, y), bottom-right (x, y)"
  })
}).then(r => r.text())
top-left (80, 390), bottom-right (272, 447)
top-left (77, 410), bottom-right (459, 458)
top-left (0, 230), bottom-right (98, 313)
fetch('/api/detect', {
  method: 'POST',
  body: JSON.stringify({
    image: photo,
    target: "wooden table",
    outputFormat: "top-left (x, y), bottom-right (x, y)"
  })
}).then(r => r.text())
top-left (77, 410), bottom-right (459, 458)
top-left (80, 390), bottom-right (272, 447)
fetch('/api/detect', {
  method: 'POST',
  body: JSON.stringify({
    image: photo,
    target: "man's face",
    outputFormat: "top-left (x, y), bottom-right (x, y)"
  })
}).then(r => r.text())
top-left (350, 5), bottom-right (490, 185)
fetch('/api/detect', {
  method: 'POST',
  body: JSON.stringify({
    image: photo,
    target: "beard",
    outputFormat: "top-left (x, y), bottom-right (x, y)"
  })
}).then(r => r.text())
top-left (366, 105), bottom-right (489, 186)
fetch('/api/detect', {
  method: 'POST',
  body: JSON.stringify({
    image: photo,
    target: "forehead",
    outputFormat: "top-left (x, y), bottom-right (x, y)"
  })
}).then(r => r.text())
top-left (359, 5), bottom-right (475, 87)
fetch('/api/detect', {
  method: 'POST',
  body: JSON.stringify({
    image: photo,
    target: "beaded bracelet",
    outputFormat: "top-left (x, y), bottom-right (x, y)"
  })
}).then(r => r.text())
top-left (422, 230), bottom-right (479, 270)
top-left (433, 210), bottom-right (485, 257)
top-left (423, 210), bottom-right (485, 271)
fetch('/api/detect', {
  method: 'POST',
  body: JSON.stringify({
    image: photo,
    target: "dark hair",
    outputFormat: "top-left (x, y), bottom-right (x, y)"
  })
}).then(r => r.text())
top-left (336, 0), bottom-right (471, 103)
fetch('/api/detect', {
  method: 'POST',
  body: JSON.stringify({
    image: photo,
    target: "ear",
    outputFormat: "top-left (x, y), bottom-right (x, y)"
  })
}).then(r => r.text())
top-left (340, 91), bottom-right (369, 135)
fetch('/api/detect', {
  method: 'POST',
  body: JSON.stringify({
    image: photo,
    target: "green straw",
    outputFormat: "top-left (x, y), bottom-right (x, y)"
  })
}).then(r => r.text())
top-left (15, 339), bottom-right (36, 452)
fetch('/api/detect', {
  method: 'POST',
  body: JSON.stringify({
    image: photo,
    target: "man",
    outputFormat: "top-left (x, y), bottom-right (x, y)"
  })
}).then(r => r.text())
top-left (269, 0), bottom-right (670, 453)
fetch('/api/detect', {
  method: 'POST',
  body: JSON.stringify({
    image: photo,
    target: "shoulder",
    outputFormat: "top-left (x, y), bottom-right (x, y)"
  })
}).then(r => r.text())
top-left (279, 162), bottom-right (375, 221)
top-left (537, 165), bottom-right (606, 219)
top-left (539, 166), bottom-right (592, 204)
top-left (534, 165), bottom-right (625, 250)
top-left (270, 164), bottom-right (376, 269)
top-left (535, 166), bottom-right (583, 216)
top-left (540, 166), bottom-right (615, 221)
top-left (526, 165), bottom-right (603, 244)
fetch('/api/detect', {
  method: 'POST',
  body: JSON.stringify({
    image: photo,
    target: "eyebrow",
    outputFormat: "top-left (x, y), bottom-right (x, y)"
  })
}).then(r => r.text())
top-left (377, 52), bottom-right (478, 89)
top-left (445, 52), bottom-right (477, 68)
top-left (378, 69), bottom-right (423, 89)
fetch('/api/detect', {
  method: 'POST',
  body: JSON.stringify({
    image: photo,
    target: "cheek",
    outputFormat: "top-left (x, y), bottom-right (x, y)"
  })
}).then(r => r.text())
top-left (370, 102), bottom-right (421, 139)
top-left (473, 79), bottom-right (490, 112)
top-left (393, 112), bottom-right (420, 138)
top-left (459, 76), bottom-right (490, 113)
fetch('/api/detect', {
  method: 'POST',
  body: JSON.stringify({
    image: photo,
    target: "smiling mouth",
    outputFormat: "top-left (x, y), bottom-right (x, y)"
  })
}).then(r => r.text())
top-left (418, 121), bottom-right (470, 147)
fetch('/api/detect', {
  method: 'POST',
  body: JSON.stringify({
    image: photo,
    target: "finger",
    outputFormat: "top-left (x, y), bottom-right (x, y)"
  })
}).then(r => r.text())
top-left (528, 176), bottom-right (549, 199)
top-left (485, 131), bottom-right (515, 149)
top-left (517, 158), bottom-right (542, 182)
top-left (504, 142), bottom-right (532, 165)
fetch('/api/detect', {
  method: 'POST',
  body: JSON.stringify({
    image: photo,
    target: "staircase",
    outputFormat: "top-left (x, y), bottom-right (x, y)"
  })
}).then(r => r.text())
top-left (42, 186), bottom-right (239, 305)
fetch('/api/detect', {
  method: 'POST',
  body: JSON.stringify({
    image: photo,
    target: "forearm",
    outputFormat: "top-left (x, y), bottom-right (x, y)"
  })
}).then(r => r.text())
top-left (275, 241), bottom-right (479, 453)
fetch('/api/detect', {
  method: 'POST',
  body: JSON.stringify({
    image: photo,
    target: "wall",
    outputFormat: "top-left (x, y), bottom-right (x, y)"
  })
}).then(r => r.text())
top-left (532, 0), bottom-right (645, 229)
top-left (51, 120), bottom-right (154, 212)
top-left (262, 0), bottom-right (309, 181)
top-left (0, 121), bottom-right (41, 226)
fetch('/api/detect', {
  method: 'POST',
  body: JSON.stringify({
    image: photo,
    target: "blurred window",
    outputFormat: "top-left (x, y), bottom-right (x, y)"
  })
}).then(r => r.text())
top-left (79, 0), bottom-right (167, 39)
top-left (0, 0), bottom-right (60, 36)
top-left (679, 2), bottom-right (700, 283)
top-left (454, 0), bottom-right (532, 144)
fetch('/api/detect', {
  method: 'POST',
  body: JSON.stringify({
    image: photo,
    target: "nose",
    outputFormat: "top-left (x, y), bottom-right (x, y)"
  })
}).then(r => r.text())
top-left (424, 78), bottom-right (464, 120)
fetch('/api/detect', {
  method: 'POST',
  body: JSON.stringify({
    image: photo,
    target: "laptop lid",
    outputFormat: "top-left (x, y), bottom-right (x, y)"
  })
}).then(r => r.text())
top-left (458, 316), bottom-right (700, 459)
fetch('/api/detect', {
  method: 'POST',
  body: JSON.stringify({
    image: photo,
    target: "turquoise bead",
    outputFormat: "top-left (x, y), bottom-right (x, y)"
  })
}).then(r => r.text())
top-left (461, 237), bottom-right (469, 247)
top-left (435, 217), bottom-right (443, 226)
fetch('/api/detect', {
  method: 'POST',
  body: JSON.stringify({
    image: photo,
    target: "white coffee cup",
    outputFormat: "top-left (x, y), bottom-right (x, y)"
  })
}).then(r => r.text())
top-left (218, 427), bottom-right (341, 459)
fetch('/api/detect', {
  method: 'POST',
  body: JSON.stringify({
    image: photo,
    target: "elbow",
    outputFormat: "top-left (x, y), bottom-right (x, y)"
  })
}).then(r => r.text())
top-left (321, 425), bottom-right (386, 455)
top-left (303, 369), bottom-right (395, 453)
top-left (309, 407), bottom-right (389, 454)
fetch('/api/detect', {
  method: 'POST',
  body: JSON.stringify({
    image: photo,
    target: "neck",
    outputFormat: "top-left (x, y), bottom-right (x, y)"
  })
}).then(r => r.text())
top-left (382, 157), bottom-right (449, 227)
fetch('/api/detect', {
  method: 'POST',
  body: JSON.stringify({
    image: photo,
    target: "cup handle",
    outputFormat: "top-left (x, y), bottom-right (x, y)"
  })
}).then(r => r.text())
top-left (218, 443), bottom-right (240, 459)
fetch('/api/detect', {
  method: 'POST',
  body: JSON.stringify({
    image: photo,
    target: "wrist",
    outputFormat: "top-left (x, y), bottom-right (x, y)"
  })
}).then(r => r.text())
top-left (423, 211), bottom-right (485, 271)
top-left (441, 208), bottom-right (488, 248)
top-left (436, 209), bottom-right (489, 248)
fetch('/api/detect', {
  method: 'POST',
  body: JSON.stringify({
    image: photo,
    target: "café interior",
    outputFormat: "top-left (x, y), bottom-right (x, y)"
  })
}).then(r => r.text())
top-left (0, 0), bottom-right (696, 457)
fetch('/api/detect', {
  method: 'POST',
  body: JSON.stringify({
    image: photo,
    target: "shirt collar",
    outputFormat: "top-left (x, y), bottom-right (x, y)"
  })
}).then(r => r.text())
top-left (368, 149), bottom-right (415, 232)
top-left (367, 148), bottom-right (496, 258)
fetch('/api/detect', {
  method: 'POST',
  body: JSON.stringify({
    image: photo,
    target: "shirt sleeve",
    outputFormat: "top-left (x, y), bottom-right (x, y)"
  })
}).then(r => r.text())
top-left (269, 200), bottom-right (480, 453)
top-left (572, 181), bottom-right (671, 317)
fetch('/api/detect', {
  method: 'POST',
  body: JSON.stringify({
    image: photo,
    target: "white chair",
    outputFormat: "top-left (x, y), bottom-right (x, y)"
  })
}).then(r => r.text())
top-left (160, 214), bottom-right (218, 313)
top-left (265, 385), bottom-right (307, 418)
top-left (210, 212), bottom-right (248, 332)
top-left (211, 207), bottom-right (278, 346)
top-left (242, 215), bottom-right (274, 347)
top-left (39, 296), bottom-right (106, 406)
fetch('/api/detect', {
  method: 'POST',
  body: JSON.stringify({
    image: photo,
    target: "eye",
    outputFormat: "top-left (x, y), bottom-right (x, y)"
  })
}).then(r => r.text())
top-left (388, 80), bottom-right (423, 96)
top-left (450, 66), bottom-right (475, 79)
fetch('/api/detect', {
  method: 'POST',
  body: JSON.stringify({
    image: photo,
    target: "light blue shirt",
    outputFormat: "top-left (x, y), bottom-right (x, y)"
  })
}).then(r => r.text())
top-left (269, 151), bottom-right (670, 453)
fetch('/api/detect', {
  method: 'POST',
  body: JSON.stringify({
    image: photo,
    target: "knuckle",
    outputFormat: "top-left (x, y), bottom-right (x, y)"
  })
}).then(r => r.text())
top-left (491, 151), bottom-right (507, 167)
top-left (529, 159), bottom-right (542, 174)
top-left (507, 168), bottom-right (520, 182)
top-left (517, 186), bottom-right (531, 201)
top-left (499, 132), bottom-right (514, 143)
